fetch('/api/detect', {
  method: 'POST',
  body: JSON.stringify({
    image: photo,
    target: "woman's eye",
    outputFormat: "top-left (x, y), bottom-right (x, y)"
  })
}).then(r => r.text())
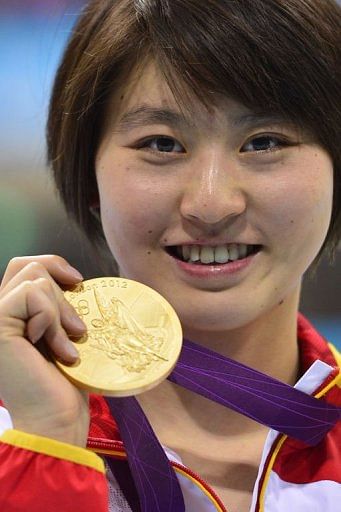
top-left (140, 137), bottom-right (185, 153)
top-left (241, 135), bottom-right (286, 153)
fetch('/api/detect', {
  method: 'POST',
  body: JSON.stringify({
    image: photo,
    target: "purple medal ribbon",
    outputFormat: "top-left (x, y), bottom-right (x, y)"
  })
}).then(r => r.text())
top-left (105, 396), bottom-right (185, 512)
top-left (105, 339), bottom-right (340, 512)
top-left (169, 338), bottom-right (340, 445)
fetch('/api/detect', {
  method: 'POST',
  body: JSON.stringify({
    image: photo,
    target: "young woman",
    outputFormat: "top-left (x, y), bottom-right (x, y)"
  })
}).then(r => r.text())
top-left (0, 1), bottom-right (340, 511)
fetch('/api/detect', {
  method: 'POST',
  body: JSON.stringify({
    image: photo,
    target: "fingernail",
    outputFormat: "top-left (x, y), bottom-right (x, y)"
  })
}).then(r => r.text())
top-left (71, 315), bottom-right (86, 330)
top-left (67, 343), bottom-right (79, 359)
top-left (66, 265), bottom-right (83, 280)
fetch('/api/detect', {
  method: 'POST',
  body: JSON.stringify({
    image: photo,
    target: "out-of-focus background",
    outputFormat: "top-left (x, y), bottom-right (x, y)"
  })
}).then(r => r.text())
top-left (0, 1), bottom-right (340, 347)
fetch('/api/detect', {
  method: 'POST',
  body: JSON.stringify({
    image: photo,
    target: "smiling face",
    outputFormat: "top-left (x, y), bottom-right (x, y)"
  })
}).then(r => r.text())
top-left (95, 62), bottom-right (333, 337)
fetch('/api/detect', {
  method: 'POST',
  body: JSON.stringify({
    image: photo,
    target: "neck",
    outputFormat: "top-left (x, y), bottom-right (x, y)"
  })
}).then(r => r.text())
top-left (138, 288), bottom-right (301, 443)
top-left (182, 288), bottom-right (301, 385)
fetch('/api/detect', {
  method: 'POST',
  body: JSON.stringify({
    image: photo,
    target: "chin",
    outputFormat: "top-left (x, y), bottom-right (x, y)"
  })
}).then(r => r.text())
top-left (178, 305), bottom-right (259, 335)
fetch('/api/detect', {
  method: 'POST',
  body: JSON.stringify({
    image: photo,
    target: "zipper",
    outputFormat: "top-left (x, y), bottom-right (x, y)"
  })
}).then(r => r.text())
top-left (254, 367), bottom-right (341, 512)
top-left (171, 460), bottom-right (227, 511)
top-left (87, 437), bottom-right (125, 456)
top-left (88, 437), bottom-right (227, 511)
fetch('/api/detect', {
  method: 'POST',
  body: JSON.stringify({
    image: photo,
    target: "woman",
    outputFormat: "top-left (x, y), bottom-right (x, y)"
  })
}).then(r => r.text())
top-left (0, 1), bottom-right (340, 510)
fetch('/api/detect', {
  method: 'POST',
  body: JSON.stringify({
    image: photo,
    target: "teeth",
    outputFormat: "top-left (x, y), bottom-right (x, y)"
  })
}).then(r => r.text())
top-left (228, 244), bottom-right (239, 261)
top-left (200, 247), bottom-right (215, 264)
top-left (214, 245), bottom-right (229, 263)
top-left (189, 245), bottom-right (200, 262)
top-left (179, 243), bottom-right (252, 264)
top-left (239, 244), bottom-right (247, 258)
top-left (182, 245), bottom-right (191, 260)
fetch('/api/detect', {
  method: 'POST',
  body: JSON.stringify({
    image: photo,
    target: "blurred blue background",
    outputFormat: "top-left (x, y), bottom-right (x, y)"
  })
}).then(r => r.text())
top-left (0, 1), bottom-right (340, 348)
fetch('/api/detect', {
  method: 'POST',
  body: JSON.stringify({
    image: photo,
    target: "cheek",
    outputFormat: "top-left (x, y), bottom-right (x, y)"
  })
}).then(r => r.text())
top-left (96, 161), bottom-right (174, 245)
top-left (259, 156), bottom-right (333, 255)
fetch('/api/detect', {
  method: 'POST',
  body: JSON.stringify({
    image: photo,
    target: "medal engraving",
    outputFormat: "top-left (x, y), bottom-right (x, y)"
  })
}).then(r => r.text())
top-left (55, 278), bottom-right (182, 396)
top-left (88, 288), bottom-right (168, 372)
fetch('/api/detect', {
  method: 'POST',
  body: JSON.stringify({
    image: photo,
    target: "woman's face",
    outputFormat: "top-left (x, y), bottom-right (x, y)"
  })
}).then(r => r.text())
top-left (95, 62), bottom-right (333, 335)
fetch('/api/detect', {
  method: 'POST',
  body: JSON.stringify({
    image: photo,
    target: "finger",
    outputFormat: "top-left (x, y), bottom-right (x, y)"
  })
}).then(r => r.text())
top-left (0, 262), bottom-right (86, 336)
top-left (59, 299), bottom-right (87, 338)
top-left (0, 279), bottom-right (79, 363)
top-left (28, 317), bottom-right (79, 362)
top-left (1, 255), bottom-right (83, 290)
top-left (25, 278), bottom-right (80, 362)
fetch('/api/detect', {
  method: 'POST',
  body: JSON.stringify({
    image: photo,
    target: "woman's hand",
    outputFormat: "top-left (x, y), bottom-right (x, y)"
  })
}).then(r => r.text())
top-left (0, 255), bottom-right (90, 447)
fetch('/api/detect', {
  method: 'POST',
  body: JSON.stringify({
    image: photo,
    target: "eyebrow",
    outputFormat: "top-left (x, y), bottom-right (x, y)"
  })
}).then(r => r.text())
top-left (114, 105), bottom-right (290, 133)
top-left (115, 106), bottom-right (191, 133)
top-left (232, 112), bottom-right (291, 130)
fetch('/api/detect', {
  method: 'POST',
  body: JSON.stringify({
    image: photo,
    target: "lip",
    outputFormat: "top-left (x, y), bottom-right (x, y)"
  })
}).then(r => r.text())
top-left (165, 240), bottom-right (254, 247)
top-left (167, 250), bottom-right (259, 278)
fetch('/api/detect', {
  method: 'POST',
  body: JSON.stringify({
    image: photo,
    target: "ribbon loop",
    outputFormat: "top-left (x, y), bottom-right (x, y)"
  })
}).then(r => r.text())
top-left (168, 339), bottom-right (340, 446)
top-left (105, 339), bottom-right (340, 511)
top-left (105, 396), bottom-right (185, 512)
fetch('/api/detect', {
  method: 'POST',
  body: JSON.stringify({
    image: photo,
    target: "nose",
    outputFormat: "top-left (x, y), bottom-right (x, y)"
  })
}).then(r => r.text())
top-left (180, 150), bottom-right (246, 229)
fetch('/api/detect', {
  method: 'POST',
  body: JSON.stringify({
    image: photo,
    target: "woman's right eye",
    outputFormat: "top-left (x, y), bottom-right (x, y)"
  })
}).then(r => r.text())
top-left (138, 136), bottom-right (185, 153)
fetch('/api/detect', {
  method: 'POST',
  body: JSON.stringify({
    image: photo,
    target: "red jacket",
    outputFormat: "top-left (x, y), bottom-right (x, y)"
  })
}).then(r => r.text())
top-left (0, 314), bottom-right (340, 511)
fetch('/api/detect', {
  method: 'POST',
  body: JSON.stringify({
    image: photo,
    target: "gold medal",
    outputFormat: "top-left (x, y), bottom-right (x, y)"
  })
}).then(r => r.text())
top-left (56, 277), bottom-right (183, 396)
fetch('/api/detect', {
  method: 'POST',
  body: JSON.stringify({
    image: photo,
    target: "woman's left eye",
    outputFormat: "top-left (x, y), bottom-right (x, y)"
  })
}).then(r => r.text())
top-left (241, 135), bottom-right (287, 153)
top-left (139, 136), bottom-right (185, 153)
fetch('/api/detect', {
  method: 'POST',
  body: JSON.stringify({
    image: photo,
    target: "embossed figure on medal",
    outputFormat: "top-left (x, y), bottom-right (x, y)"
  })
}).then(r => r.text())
top-left (87, 289), bottom-right (168, 372)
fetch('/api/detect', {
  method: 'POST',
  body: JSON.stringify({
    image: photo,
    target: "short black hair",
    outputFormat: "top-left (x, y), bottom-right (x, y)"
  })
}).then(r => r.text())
top-left (48, 0), bottom-right (341, 259)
